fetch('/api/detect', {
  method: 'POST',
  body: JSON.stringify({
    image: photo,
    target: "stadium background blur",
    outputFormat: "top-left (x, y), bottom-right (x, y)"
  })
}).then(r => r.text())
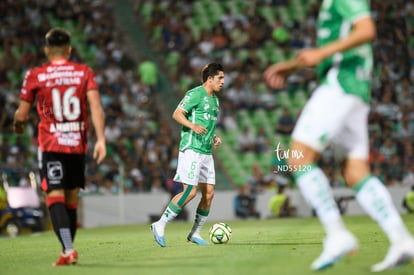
top-left (0, 0), bottom-right (413, 200)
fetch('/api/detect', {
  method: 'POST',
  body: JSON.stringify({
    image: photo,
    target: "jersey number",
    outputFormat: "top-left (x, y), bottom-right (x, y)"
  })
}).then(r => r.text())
top-left (52, 87), bottom-right (81, 121)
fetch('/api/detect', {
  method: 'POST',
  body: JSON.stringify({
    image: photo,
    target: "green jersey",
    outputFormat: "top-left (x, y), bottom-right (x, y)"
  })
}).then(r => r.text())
top-left (177, 85), bottom-right (219, 154)
top-left (317, 0), bottom-right (373, 103)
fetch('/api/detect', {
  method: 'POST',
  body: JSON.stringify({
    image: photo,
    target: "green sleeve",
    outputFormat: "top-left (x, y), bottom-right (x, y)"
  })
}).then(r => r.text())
top-left (178, 90), bottom-right (199, 113)
top-left (336, 0), bottom-right (370, 22)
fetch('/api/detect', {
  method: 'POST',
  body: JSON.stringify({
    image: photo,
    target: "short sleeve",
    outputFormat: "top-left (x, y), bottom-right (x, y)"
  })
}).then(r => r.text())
top-left (85, 66), bottom-right (99, 92)
top-left (19, 69), bottom-right (36, 102)
top-left (336, 0), bottom-right (371, 23)
top-left (177, 90), bottom-right (199, 113)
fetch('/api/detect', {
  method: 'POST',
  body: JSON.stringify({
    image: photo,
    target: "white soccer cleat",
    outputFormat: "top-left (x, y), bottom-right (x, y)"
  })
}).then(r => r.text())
top-left (371, 238), bottom-right (414, 272)
top-left (311, 231), bottom-right (359, 271)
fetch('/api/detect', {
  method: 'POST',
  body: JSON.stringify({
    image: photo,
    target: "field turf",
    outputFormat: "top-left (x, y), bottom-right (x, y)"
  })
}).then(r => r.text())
top-left (1, 215), bottom-right (413, 275)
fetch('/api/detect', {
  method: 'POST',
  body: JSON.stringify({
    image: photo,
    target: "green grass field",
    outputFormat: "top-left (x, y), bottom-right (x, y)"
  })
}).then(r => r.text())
top-left (1, 215), bottom-right (413, 275)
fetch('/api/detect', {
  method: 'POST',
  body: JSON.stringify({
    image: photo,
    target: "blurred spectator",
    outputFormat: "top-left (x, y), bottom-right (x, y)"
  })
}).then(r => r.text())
top-left (379, 138), bottom-right (397, 162)
top-left (395, 115), bottom-right (414, 138)
top-left (255, 127), bottom-right (270, 154)
top-left (234, 184), bottom-right (260, 219)
top-left (276, 107), bottom-right (295, 135)
top-left (237, 126), bottom-right (256, 153)
top-left (402, 162), bottom-right (414, 186)
top-left (221, 112), bottom-right (238, 132)
top-left (268, 185), bottom-right (295, 218)
top-left (247, 164), bottom-right (268, 197)
top-left (383, 155), bottom-right (403, 185)
top-left (104, 120), bottom-right (122, 145)
top-left (211, 25), bottom-right (229, 51)
top-left (138, 59), bottom-right (158, 88)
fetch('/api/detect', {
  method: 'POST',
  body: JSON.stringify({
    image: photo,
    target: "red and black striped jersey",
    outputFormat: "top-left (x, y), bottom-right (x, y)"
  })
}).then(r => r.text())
top-left (20, 60), bottom-right (98, 154)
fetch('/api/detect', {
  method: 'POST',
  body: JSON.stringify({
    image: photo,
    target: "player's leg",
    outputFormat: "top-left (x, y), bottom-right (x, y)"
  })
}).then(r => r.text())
top-left (64, 154), bottom-right (85, 243)
top-left (151, 183), bottom-right (197, 247)
top-left (46, 190), bottom-right (74, 253)
top-left (65, 188), bottom-right (80, 243)
top-left (41, 152), bottom-right (77, 266)
top-left (187, 154), bottom-right (216, 245)
top-left (151, 149), bottom-right (200, 247)
top-left (289, 85), bottom-right (358, 270)
top-left (344, 159), bottom-right (414, 271)
top-left (289, 141), bottom-right (358, 272)
top-left (187, 182), bottom-right (214, 245)
top-left (47, 189), bottom-right (78, 266)
top-left (341, 103), bottom-right (414, 271)
top-left (161, 182), bottom-right (198, 227)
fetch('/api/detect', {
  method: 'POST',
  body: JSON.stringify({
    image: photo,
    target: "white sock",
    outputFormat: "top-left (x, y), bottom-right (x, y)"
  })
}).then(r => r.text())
top-left (295, 165), bottom-right (346, 236)
top-left (156, 202), bottom-right (181, 235)
top-left (355, 176), bottom-right (412, 244)
top-left (189, 209), bottom-right (209, 237)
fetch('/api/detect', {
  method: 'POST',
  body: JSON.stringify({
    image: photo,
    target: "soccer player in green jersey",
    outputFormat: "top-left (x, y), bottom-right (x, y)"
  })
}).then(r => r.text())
top-left (264, 0), bottom-right (414, 272)
top-left (151, 63), bottom-right (224, 247)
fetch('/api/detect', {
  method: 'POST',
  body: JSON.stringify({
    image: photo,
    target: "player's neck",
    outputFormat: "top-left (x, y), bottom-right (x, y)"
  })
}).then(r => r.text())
top-left (202, 84), bottom-right (214, 96)
top-left (50, 58), bottom-right (68, 64)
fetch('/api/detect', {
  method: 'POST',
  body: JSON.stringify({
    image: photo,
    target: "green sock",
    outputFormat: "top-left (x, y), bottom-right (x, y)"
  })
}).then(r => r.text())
top-left (157, 202), bottom-right (181, 234)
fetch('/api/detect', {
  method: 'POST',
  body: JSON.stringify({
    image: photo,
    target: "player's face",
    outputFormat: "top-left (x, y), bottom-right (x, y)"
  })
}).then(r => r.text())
top-left (210, 71), bottom-right (225, 92)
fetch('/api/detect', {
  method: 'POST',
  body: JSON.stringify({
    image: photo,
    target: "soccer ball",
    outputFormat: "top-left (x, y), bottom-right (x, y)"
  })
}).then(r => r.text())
top-left (209, 222), bottom-right (232, 244)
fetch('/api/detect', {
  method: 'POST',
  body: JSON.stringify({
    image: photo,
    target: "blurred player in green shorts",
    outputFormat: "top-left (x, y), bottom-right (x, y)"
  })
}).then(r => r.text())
top-left (264, 0), bottom-right (414, 272)
top-left (151, 63), bottom-right (224, 247)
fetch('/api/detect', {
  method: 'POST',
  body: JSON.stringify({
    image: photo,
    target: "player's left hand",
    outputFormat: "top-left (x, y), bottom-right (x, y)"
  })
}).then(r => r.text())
top-left (13, 121), bottom-right (25, 134)
top-left (213, 135), bottom-right (222, 148)
top-left (93, 139), bottom-right (107, 164)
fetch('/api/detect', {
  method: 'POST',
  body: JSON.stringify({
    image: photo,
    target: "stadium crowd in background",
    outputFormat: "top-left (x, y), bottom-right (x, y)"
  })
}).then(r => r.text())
top-left (133, 0), bottom-right (414, 191)
top-left (0, 0), bottom-right (179, 195)
top-left (1, 0), bottom-right (414, 196)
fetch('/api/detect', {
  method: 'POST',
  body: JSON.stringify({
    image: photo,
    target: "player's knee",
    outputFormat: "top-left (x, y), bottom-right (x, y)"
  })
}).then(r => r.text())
top-left (186, 191), bottom-right (197, 201)
top-left (46, 196), bottom-right (65, 208)
top-left (187, 186), bottom-right (198, 198)
top-left (343, 159), bottom-right (370, 186)
top-left (65, 202), bottom-right (78, 209)
top-left (288, 141), bottom-right (318, 167)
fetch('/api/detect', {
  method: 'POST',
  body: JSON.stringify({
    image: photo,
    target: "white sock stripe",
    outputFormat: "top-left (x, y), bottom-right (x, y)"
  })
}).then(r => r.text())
top-left (59, 228), bottom-right (73, 252)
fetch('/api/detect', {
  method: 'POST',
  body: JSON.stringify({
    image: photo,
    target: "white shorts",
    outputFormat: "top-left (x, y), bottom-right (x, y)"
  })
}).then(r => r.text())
top-left (173, 149), bottom-right (216, 186)
top-left (292, 83), bottom-right (369, 159)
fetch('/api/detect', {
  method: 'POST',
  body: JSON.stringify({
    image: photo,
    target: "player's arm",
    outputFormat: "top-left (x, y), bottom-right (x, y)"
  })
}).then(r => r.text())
top-left (172, 107), bottom-right (207, 135)
top-left (296, 16), bottom-right (376, 67)
top-left (87, 89), bottom-right (106, 164)
top-left (13, 100), bottom-right (32, 134)
top-left (264, 16), bottom-right (375, 89)
top-left (263, 59), bottom-right (301, 89)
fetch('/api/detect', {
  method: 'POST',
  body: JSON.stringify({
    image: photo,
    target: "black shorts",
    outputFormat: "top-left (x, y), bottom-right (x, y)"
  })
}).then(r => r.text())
top-left (41, 152), bottom-right (86, 192)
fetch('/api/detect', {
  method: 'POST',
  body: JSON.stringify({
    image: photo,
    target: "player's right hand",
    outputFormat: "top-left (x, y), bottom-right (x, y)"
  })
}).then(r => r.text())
top-left (192, 125), bottom-right (207, 136)
top-left (263, 59), bottom-right (301, 89)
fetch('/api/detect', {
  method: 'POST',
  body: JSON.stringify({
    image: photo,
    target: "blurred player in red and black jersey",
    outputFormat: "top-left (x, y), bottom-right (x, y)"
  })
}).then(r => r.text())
top-left (13, 28), bottom-right (106, 266)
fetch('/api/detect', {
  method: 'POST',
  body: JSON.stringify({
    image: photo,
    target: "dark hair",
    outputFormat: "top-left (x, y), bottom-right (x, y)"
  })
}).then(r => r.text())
top-left (45, 28), bottom-right (71, 47)
top-left (201, 62), bottom-right (223, 83)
